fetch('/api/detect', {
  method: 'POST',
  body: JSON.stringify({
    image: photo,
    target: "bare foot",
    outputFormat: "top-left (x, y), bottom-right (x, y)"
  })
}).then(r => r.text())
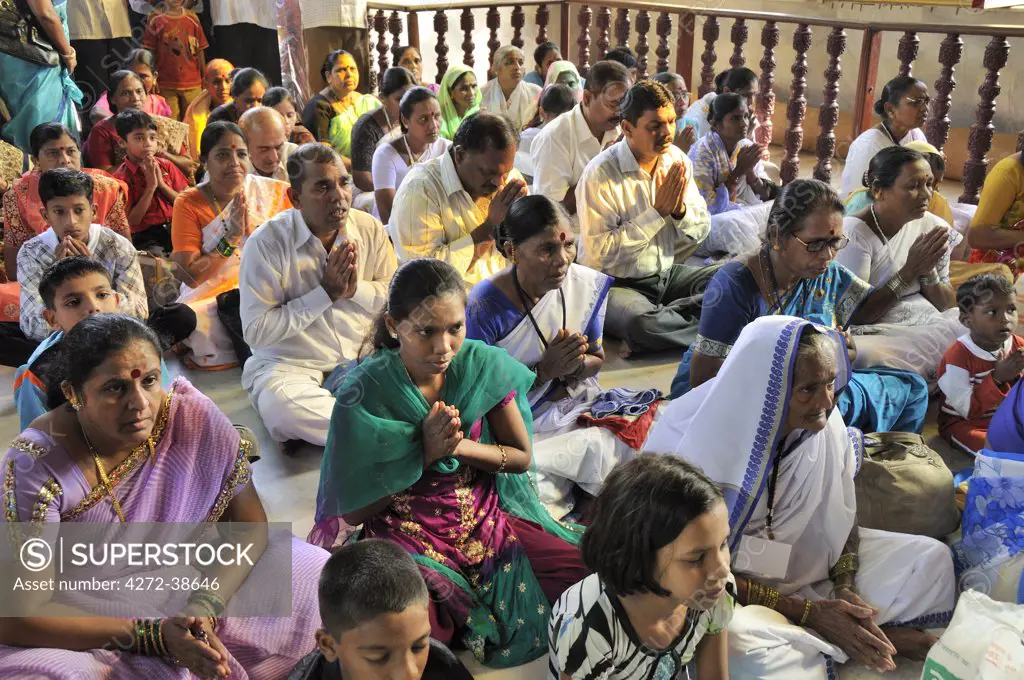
top-left (618, 342), bottom-right (632, 359)
top-left (883, 627), bottom-right (939, 661)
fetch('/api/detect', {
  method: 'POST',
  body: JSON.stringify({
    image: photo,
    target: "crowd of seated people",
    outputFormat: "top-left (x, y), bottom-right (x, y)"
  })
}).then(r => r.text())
top-left (2, 8), bottom-right (1024, 679)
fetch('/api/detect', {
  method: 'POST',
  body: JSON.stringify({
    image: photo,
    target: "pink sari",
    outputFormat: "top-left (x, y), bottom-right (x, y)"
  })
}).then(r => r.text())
top-left (0, 378), bottom-right (328, 679)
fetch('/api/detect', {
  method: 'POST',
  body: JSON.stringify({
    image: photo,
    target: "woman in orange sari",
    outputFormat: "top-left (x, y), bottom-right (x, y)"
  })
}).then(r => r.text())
top-left (170, 122), bottom-right (291, 369)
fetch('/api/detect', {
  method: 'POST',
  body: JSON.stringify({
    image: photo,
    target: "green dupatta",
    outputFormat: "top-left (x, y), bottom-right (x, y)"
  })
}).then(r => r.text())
top-left (438, 64), bottom-right (482, 140)
top-left (319, 339), bottom-right (580, 545)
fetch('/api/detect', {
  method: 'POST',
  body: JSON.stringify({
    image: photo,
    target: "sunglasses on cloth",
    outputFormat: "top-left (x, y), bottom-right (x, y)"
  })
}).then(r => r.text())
top-left (790, 235), bottom-right (850, 253)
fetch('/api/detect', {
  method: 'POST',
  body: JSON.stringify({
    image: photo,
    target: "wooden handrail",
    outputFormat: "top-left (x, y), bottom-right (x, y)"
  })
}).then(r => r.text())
top-left (367, 0), bottom-right (1024, 37)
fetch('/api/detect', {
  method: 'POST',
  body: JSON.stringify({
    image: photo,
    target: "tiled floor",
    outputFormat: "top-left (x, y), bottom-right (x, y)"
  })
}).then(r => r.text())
top-left (0, 151), bottom-right (971, 679)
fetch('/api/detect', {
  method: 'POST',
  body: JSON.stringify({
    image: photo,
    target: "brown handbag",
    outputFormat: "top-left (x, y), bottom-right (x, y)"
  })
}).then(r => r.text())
top-left (854, 431), bottom-right (961, 539)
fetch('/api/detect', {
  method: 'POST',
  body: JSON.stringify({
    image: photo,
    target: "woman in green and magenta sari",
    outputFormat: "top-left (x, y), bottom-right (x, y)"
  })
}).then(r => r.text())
top-left (313, 258), bottom-right (586, 668)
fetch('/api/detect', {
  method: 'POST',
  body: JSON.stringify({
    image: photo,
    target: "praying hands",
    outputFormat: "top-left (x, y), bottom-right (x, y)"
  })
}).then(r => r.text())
top-left (54, 234), bottom-right (90, 260)
top-left (653, 162), bottom-right (689, 218)
top-left (323, 240), bottom-right (359, 301)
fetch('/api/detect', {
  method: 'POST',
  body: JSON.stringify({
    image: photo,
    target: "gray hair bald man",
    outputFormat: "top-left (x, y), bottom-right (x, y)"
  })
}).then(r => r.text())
top-left (239, 106), bottom-right (297, 181)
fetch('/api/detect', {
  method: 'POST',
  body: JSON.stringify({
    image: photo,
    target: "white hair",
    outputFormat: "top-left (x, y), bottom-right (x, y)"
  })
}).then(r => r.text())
top-left (493, 45), bottom-right (524, 69)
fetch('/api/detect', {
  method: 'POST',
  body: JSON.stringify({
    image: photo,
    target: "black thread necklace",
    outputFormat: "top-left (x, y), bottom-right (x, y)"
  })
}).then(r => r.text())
top-left (759, 246), bottom-right (804, 315)
top-left (512, 265), bottom-right (565, 349)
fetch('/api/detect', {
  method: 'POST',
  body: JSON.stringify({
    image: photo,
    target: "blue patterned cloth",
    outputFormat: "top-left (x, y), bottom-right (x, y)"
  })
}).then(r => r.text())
top-left (589, 387), bottom-right (662, 419)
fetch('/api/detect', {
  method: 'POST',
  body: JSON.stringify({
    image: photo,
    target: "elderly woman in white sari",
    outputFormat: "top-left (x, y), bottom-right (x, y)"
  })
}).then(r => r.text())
top-left (466, 196), bottom-right (660, 518)
top-left (645, 315), bottom-right (955, 679)
top-left (838, 75), bottom-right (929, 200)
top-left (480, 45), bottom-right (542, 131)
top-left (837, 145), bottom-right (964, 378)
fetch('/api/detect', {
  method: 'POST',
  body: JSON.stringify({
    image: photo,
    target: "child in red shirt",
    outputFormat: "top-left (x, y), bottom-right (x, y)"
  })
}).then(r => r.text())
top-left (937, 273), bottom-right (1024, 455)
top-left (112, 110), bottom-right (189, 255)
top-left (143, 0), bottom-right (209, 121)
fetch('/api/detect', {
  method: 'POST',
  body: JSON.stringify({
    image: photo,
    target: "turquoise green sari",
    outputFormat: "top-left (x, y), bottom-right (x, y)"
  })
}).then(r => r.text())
top-left (315, 340), bottom-right (583, 666)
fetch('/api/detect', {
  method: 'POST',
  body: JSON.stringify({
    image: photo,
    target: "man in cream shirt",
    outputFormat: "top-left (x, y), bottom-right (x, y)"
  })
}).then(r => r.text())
top-left (577, 80), bottom-right (715, 356)
top-left (390, 112), bottom-right (526, 287)
top-left (239, 144), bottom-right (396, 447)
top-left (240, 107), bottom-right (298, 182)
top-left (531, 60), bottom-right (631, 218)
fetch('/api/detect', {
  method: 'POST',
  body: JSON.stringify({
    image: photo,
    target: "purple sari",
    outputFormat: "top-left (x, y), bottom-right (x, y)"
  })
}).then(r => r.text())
top-left (0, 378), bottom-right (329, 679)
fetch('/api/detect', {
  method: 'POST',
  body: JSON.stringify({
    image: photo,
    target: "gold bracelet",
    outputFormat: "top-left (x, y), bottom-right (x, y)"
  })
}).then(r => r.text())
top-left (829, 553), bottom-right (860, 581)
top-left (799, 598), bottom-right (813, 626)
top-left (763, 586), bottom-right (780, 611)
top-left (496, 445), bottom-right (508, 474)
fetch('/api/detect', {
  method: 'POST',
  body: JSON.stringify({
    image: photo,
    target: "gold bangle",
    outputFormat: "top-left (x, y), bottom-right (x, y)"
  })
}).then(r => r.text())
top-left (829, 553), bottom-right (860, 581)
top-left (799, 598), bottom-right (813, 626)
top-left (763, 586), bottom-right (780, 611)
top-left (496, 445), bottom-right (508, 474)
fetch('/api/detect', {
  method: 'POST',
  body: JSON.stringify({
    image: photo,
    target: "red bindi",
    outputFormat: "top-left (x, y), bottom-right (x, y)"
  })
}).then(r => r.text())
top-left (130, 368), bottom-right (142, 379)
top-left (559, 232), bottom-right (567, 242)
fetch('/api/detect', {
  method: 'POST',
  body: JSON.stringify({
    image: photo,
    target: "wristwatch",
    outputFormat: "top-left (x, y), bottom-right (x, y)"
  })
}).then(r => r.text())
top-left (216, 237), bottom-right (237, 258)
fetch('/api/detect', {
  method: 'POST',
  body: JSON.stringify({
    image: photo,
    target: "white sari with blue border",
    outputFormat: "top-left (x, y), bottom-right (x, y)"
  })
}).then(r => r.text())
top-left (645, 316), bottom-right (956, 679)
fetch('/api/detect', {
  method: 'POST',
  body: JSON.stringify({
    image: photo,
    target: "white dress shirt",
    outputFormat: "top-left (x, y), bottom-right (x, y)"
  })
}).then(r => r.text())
top-left (68, 0), bottom-right (132, 40)
top-left (209, 0), bottom-right (277, 30)
top-left (531, 105), bottom-right (619, 202)
top-left (239, 207), bottom-right (397, 386)
top-left (391, 150), bottom-right (523, 287)
top-left (480, 79), bottom-right (542, 132)
top-left (577, 140), bottom-right (710, 280)
top-left (299, 0), bottom-right (366, 29)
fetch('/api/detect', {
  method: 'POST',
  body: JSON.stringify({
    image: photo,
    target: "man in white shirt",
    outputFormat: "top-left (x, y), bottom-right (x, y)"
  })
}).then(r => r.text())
top-left (239, 143), bottom-right (397, 447)
top-left (577, 80), bottom-right (715, 356)
top-left (531, 60), bottom-right (631, 217)
top-left (391, 112), bottom-right (526, 288)
top-left (208, 0), bottom-right (281, 85)
top-left (240, 107), bottom-right (298, 181)
top-left (300, 0), bottom-right (370, 95)
top-left (68, 0), bottom-right (134, 106)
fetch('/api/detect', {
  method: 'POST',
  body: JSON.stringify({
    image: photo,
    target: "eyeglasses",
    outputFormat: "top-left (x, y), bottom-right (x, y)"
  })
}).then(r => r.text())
top-left (791, 235), bottom-right (850, 253)
top-left (903, 96), bottom-right (931, 109)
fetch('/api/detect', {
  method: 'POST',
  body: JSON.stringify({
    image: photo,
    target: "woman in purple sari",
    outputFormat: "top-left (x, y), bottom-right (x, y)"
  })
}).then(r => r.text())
top-left (0, 314), bottom-right (329, 679)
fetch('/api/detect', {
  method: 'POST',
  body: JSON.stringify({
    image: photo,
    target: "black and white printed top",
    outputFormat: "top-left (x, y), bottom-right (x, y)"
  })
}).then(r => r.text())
top-left (547, 574), bottom-right (735, 680)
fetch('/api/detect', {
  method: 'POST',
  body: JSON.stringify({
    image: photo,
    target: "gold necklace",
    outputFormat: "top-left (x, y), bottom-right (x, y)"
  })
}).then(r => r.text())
top-left (80, 423), bottom-right (155, 523)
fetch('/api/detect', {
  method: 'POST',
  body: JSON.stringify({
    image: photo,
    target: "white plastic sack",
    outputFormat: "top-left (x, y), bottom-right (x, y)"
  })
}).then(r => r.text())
top-left (920, 590), bottom-right (1024, 679)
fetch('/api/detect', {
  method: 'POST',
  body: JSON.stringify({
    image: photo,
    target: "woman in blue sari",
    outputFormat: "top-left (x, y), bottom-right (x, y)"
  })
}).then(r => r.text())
top-left (671, 179), bottom-right (929, 434)
top-left (0, 0), bottom-right (82, 151)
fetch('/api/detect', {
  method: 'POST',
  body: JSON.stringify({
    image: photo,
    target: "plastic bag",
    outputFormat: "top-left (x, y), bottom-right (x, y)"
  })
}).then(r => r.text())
top-left (920, 590), bottom-right (1024, 679)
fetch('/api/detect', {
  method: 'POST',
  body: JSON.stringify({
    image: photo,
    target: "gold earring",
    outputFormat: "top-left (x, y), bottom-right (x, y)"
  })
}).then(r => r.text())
top-left (69, 396), bottom-right (81, 411)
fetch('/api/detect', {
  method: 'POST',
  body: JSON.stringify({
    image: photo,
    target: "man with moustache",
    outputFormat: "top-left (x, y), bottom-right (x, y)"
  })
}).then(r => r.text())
top-left (390, 112), bottom-right (527, 287)
top-left (577, 80), bottom-right (715, 356)
top-left (239, 144), bottom-right (397, 447)
top-left (531, 60), bottom-right (632, 217)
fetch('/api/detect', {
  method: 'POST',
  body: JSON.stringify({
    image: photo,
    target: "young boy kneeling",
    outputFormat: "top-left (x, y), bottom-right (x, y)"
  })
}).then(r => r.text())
top-left (938, 273), bottom-right (1024, 455)
top-left (288, 539), bottom-right (473, 680)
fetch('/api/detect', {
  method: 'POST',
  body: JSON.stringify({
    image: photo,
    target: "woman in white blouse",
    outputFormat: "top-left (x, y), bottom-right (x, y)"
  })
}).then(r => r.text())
top-left (836, 145), bottom-right (964, 378)
top-left (838, 75), bottom-right (929, 200)
top-left (480, 45), bottom-right (542, 131)
top-left (372, 86), bottom-right (451, 225)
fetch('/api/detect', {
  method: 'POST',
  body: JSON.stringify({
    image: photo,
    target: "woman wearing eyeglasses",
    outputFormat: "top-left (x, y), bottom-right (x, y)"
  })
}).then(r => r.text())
top-left (670, 179), bottom-right (929, 435)
top-left (837, 146), bottom-right (964, 380)
top-left (838, 76), bottom-right (930, 200)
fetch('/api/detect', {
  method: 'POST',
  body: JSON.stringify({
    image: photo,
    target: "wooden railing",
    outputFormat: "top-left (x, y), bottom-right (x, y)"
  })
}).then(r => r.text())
top-left (365, 0), bottom-right (1024, 204)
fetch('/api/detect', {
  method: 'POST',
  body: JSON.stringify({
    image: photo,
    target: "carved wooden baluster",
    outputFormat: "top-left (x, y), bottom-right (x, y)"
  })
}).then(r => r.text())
top-left (596, 7), bottom-right (612, 60)
top-left (388, 11), bottom-right (403, 63)
top-left (578, 5), bottom-right (593, 74)
top-left (536, 5), bottom-right (549, 44)
top-left (782, 24), bottom-right (812, 185)
top-left (960, 36), bottom-right (1011, 205)
top-left (434, 10), bottom-right (449, 79)
top-left (635, 11), bottom-right (650, 78)
top-left (487, 8), bottom-right (500, 70)
top-left (926, 33), bottom-right (963, 153)
top-left (374, 10), bottom-right (389, 91)
top-left (730, 18), bottom-right (748, 69)
top-left (511, 6), bottom-right (525, 49)
top-left (461, 9), bottom-right (475, 69)
top-left (898, 31), bottom-right (919, 77)
top-left (699, 17), bottom-right (719, 96)
top-left (655, 12), bottom-right (671, 73)
top-left (813, 27), bottom-right (847, 183)
top-left (1018, 130), bottom-right (1024, 153)
top-left (366, 10), bottom-right (377, 94)
top-left (755, 21), bottom-right (780, 154)
top-left (615, 9), bottom-right (630, 49)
